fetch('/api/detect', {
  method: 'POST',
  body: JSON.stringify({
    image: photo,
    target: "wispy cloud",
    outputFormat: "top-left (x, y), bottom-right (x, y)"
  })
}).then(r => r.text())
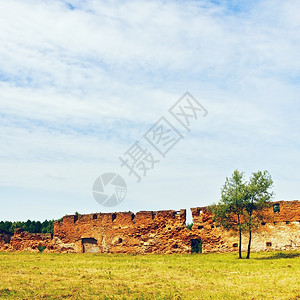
top-left (0, 0), bottom-right (299, 220)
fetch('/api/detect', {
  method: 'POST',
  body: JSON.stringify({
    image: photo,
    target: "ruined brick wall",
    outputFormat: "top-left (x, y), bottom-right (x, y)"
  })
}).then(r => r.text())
top-left (7, 228), bottom-right (57, 252)
top-left (53, 200), bottom-right (299, 254)
top-left (53, 209), bottom-right (196, 253)
top-left (1, 200), bottom-right (299, 254)
top-left (0, 229), bottom-right (13, 249)
top-left (191, 200), bottom-right (300, 253)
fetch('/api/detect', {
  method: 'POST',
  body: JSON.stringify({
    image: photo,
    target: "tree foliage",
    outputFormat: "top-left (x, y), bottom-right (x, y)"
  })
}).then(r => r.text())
top-left (186, 223), bottom-right (193, 230)
top-left (244, 170), bottom-right (274, 258)
top-left (0, 219), bottom-right (55, 234)
top-left (210, 170), bottom-right (246, 258)
top-left (210, 169), bottom-right (274, 259)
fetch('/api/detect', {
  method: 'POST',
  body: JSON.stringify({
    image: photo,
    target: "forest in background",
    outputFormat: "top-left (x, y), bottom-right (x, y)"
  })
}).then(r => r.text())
top-left (0, 219), bottom-right (55, 234)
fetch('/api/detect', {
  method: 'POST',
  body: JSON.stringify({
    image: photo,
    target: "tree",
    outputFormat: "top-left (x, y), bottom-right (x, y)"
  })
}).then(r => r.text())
top-left (0, 219), bottom-right (56, 234)
top-left (210, 170), bottom-right (246, 259)
top-left (0, 221), bottom-right (12, 233)
top-left (41, 220), bottom-right (49, 233)
top-left (10, 221), bottom-right (23, 233)
top-left (210, 169), bottom-right (274, 259)
top-left (24, 220), bottom-right (32, 232)
top-left (244, 170), bottom-right (274, 259)
top-left (28, 222), bottom-right (38, 233)
top-left (186, 223), bottom-right (193, 230)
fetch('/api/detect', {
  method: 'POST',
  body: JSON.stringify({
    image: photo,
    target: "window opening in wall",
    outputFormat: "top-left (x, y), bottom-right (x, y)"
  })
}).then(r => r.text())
top-left (198, 226), bottom-right (203, 229)
top-left (273, 222), bottom-right (277, 225)
top-left (233, 243), bottom-right (238, 248)
top-left (286, 221), bottom-right (290, 224)
top-left (261, 222), bottom-right (266, 225)
top-left (273, 204), bottom-right (280, 213)
top-left (93, 214), bottom-right (97, 220)
top-left (266, 242), bottom-right (272, 247)
top-left (112, 213), bottom-right (116, 222)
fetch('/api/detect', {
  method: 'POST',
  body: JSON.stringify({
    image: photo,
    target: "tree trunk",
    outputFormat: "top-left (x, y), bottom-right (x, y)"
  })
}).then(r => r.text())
top-left (238, 227), bottom-right (242, 259)
top-left (237, 214), bottom-right (242, 259)
top-left (246, 205), bottom-right (253, 259)
top-left (246, 228), bottom-right (252, 259)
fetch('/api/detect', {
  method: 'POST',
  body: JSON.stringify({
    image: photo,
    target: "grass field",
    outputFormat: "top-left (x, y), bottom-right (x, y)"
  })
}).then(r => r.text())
top-left (0, 251), bottom-right (299, 299)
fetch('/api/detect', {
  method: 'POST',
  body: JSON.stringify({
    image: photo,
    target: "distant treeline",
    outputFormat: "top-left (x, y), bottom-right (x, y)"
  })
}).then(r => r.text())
top-left (0, 219), bottom-right (55, 234)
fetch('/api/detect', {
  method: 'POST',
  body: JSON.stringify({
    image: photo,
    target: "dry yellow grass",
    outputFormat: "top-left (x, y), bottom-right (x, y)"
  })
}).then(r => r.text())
top-left (0, 251), bottom-right (299, 299)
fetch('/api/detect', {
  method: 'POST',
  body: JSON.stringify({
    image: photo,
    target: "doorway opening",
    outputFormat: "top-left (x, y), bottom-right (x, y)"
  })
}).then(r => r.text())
top-left (191, 239), bottom-right (202, 253)
top-left (82, 238), bottom-right (100, 253)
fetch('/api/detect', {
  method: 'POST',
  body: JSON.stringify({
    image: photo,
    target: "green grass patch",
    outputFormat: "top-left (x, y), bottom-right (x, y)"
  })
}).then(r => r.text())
top-left (0, 251), bottom-right (299, 299)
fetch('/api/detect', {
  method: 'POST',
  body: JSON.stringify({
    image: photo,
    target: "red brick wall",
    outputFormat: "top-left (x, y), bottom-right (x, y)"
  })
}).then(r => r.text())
top-left (1, 200), bottom-right (299, 253)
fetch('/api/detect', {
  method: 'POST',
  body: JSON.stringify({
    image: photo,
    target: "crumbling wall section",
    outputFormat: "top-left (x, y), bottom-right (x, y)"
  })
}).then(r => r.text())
top-left (0, 200), bottom-right (299, 254)
top-left (8, 228), bottom-right (58, 252)
top-left (0, 229), bottom-right (13, 250)
top-left (191, 200), bottom-right (300, 253)
top-left (54, 209), bottom-right (193, 254)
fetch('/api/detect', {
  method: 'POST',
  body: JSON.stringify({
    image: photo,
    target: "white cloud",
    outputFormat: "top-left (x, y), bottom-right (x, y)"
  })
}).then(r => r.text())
top-left (0, 0), bottom-right (299, 220)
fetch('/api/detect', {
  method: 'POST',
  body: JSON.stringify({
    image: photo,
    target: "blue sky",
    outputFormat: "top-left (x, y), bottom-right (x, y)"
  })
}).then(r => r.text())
top-left (0, 0), bottom-right (299, 222)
